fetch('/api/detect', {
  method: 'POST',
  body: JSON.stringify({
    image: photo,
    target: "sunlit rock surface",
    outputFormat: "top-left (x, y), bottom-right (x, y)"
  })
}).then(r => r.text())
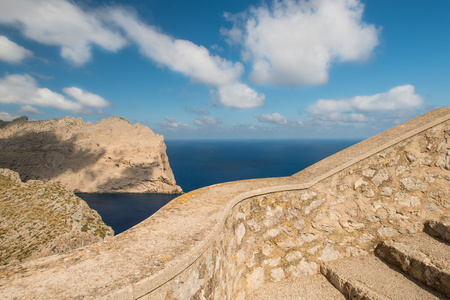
top-left (0, 116), bottom-right (182, 194)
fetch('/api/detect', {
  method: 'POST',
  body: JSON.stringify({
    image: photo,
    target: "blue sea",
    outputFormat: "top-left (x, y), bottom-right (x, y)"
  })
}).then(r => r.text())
top-left (78, 139), bottom-right (359, 234)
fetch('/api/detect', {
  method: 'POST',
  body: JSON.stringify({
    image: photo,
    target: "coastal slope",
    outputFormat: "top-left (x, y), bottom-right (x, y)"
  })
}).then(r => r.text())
top-left (0, 168), bottom-right (114, 265)
top-left (0, 116), bottom-right (182, 193)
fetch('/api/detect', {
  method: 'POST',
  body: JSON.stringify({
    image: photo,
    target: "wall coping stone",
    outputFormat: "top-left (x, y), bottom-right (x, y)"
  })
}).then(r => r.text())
top-left (0, 107), bottom-right (449, 299)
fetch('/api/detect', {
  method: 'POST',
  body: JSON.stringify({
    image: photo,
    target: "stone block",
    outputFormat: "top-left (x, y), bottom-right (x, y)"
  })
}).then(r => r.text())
top-left (319, 244), bottom-right (343, 262)
top-left (377, 226), bottom-right (399, 238)
top-left (236, 223), bottom-right (246, 245)
top-left (372, 169), bottom-right (389, 187)
top-left (362, 168), bottom-right (376, 178)
top-left (287, 259), bottom-right (318, 276)
top-left (400, 176), bottom-right (428, 192)
top-left (270, 268), bottom-right (286, 282)
top-left (285, 250), bottom-right (303, 262)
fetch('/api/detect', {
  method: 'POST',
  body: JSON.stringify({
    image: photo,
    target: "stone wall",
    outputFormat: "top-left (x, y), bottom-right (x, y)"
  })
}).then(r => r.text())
top-left (0, 108), bottom-right (448, 299)
top-left (141, 118), bottom-right (449, 299)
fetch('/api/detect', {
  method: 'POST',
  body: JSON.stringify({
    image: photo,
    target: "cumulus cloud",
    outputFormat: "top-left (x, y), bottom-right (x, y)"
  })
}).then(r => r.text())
top-left (306, 85), bottom-right (424, 123)
top-left (194, 116), bottom-right (221, 126)
top-left (108, 8), bottom-right (243, 86)
top-left (254, 112), bottom-right (288, 125)
top-left (222, 0), bottom-right (380, 87)
top-left (0, 35), bottom-right (33, 64)
top-left (0, 74), bottom-right (83, 111)
top-left (0, 111), bottom-right (20, 121)
top-left (0, 0), bottom-right (127, 64)
top-left (18, 105), bottom-right (44, 114)
top-left (0, 74), bottom-right (111, 113)
top-left (106, 8), bottom-right (264, 109)
top-left (0, 1), bottom-right (264, 108)
top-left (161, 117), bottom-right (189, 130)
top-left (63, 87), bottom-right (112, 108)
top-left (215, 82), bottom-right (265, 109)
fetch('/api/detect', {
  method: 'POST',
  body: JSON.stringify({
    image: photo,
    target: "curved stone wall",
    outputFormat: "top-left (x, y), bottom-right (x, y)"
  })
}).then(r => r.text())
top-left (0, 107), bottom-right (449, 299)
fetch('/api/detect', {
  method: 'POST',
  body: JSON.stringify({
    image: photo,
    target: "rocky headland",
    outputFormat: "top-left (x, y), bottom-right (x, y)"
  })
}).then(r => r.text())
top-left (0, 168), bottom-right (114, 265)
top-left (0, 116), bottom-right (182, 194)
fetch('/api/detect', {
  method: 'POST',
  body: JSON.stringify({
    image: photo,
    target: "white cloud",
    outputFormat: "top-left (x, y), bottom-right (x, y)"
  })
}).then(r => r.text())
top-left (106, 8), bottom-right (264, 109)
top-left (18, 105), bottom-right (44, 114)
top-left (0, 74), bottom-right (111, 113)
top-left (220, 25), bottom-right (243, 46)
top-left (306, 85), bottom-right (424, 123)
top-left (215, 82), bottom-right (265, 109)
top-left (0, 0), bottom-right (127, 65)
top-left (0, 74), bottom-right (83, 111)
top-left (0, 35), bottom-right (33, 64)
top-left (0, 1), bottom-right (265, 108)
top-left (63, 87), bottom-right (112, 108)
top-left (349, 85), bottom-right (424, 112)
top-left (254, 112), bottom-right (288, 125)
top-left (107, 8), bottom-right (242, 87)
top-left (314, 112), bottom-right (368, 122)
top-left (161, 117), bottom-right (189, 130)
top-left (223, 0), bottom-right (380, 87)
top-left (0, 111), bottom-right (20, 121)
top-left (194, 116), bottom-right (221, 126)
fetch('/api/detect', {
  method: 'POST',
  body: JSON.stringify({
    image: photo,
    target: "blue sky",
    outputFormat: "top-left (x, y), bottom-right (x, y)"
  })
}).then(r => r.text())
top-left (0, 0), bottom-right (448, 139)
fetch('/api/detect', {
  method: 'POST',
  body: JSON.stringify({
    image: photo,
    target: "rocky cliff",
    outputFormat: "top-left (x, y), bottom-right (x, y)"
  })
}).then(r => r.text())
top-left (0, 168), bottom-right (114, 265)
top-left (0, 116), bottom-right (182, 194)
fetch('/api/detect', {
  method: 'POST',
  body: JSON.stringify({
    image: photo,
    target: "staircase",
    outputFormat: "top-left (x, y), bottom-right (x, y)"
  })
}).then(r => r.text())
top-left (248, 220), bottom-right (450, 299)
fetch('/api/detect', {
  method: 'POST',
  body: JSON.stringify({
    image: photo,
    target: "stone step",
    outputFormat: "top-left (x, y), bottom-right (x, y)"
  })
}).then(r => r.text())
top-left (375, 231), bottom-right (450, 296)
top-left (320, 255), bottom-right (445, 300)
top-left (424, 219), bottom-right (450, 243)
top-left (246, 274), bottom-right (346, 300)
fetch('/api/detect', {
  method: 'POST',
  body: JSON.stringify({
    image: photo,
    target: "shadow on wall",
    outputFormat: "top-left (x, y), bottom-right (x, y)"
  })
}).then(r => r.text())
top-left (0, 131), bottom-right (106, 181)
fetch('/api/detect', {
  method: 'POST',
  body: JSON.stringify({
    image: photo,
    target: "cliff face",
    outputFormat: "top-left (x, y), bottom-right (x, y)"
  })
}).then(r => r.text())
top-left (0, 168), bottom-right (114, 265)
top-left (0, 116), bottom-right (182, 194)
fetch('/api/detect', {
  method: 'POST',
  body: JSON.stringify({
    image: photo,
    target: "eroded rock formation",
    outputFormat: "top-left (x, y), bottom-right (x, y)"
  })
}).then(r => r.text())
top-left (0, 168), bottom-right (114, 265)
top-left (0, 116), bottom-right (182, 193)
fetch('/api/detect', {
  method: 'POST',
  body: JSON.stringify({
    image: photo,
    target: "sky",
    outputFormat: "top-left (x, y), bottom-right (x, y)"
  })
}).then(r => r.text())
top-left (0, 0), bottom-right (448, 139)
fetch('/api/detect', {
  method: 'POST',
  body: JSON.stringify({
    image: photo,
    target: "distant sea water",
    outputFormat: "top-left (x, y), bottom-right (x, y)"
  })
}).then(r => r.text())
top-left (78, 139), bottom-right (359, 234)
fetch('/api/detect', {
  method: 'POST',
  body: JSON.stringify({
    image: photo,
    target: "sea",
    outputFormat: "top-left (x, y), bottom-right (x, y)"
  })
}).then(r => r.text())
top-left (77, 139), bottom-right (359, 234)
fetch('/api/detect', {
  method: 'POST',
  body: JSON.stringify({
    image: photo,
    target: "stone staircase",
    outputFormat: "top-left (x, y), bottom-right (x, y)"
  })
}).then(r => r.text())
top-left (248, 220), bottom-right (450, 299)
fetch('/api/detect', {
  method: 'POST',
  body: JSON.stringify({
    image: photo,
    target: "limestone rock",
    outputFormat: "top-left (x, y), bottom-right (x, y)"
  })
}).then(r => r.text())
top-left (377, 226), bottom-right (399, 238)
top-left (0, 116), bottom-right (182, 193)
top-left (319, 244), bottom-right (343, 262)
top-left (262, 244), bottom-right (275, 256)
top-left (354, 178), bottom-right (367, 189)
top-left (0, 169), bottom-right (113, 265)
top-left (270, 268), bottom-right (285, 282)
top-left (372, 168), bottom-right (389, 186)
top-left (247, 267), bottom-right (265, 292)
top-left (400, 176), bottom-right (428, 192)
top-left (236, 223), bottom-right (246, 245)
top-left (285, 251), bottom-right (303, 262)
top-left (287, 259), bottom-right (318, 276)
top-left (304, 199), bottom-right (325, 215)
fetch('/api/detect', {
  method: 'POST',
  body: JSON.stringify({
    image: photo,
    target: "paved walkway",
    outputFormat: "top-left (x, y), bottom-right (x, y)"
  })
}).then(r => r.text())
top-left (247, 274), bottom-right (345, 300)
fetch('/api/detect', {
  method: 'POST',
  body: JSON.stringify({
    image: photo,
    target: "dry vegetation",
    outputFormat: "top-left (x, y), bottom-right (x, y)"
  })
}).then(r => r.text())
top-left (0, 169), bottom-right (113, 265)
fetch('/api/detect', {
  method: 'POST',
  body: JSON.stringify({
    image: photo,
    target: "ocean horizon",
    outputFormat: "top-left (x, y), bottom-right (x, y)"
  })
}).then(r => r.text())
top-left (78, 138), bottom-right (360, 234)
